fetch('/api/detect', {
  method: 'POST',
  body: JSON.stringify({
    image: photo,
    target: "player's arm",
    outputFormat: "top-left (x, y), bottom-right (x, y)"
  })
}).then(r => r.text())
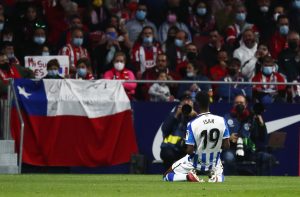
top-left (222, 118), bottom-right (231, 149)
top-left (185, 122), bottom-right (196, 156)
top-left (186, 144), bottom-right (194, 155)
top-left (222, 138), bottom-right (230, 149)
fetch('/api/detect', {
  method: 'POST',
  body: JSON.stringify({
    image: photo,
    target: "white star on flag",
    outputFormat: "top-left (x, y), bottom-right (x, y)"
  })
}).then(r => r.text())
top-left (17, 86), bottom-right (31, 99)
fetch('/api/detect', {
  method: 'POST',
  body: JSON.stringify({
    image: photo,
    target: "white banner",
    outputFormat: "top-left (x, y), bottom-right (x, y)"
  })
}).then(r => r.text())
top-left (24, 56), bottom-right (69, 79)
top-left (44, 79), bottom-right (131, 118)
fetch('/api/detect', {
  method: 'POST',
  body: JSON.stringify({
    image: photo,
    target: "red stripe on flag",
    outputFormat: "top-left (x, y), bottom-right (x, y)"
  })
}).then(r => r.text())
top-left (11, 109), bottom-right (138, 167)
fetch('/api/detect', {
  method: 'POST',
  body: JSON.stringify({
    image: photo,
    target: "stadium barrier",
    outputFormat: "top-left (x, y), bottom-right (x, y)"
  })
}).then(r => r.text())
top-left (1, 80), bottom-right (300, 175)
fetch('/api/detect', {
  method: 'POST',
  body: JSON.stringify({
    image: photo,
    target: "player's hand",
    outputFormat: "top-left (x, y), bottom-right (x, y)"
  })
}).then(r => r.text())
top-left (230, 133), bottom-right (238, 143)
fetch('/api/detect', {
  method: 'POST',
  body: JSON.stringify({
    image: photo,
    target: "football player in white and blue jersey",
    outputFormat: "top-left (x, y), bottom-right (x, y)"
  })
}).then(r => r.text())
top-left (163, 91), bottom-right (230, 182)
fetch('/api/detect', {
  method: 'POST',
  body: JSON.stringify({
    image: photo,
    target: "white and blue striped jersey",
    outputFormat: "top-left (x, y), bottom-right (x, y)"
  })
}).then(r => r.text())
top-left (186, 112), bottom-right (230, 171)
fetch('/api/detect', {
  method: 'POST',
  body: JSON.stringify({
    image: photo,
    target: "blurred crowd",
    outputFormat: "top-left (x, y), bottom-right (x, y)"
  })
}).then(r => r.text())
top-left (0, 0), bottom-right (300, 104)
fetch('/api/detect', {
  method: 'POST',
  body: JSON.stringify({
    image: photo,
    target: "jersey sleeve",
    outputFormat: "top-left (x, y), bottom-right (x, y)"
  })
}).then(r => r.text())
top-left (185, 122), bottom-right (195, 145)
top-left (223, 118), bottom-right (230, 139)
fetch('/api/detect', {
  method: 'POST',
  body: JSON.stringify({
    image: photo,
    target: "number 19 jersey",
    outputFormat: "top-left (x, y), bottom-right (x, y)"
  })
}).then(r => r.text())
top-left (186, 112), bottom-right (230, 172)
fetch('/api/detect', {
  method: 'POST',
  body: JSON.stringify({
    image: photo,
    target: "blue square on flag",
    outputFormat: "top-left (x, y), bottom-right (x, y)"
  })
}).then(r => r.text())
top-left (14, 79), bottom-right (47, 116)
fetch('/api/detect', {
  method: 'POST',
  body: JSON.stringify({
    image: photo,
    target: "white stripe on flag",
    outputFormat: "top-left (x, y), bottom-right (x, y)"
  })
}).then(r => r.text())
top-left (44, 79), bottom-right (131, 118)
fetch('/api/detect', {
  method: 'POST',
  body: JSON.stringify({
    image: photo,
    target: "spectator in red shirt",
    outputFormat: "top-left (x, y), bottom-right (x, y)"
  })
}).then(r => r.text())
top-left (210, 50), bottom-right (229, 82)
top-left (252, 56), bottom-right (287, 104)
top-left (131, 26), bottom-right (162, 79)
top-left (57, 14), bottom-right (90, 52)
top-left (72, 57), bottom-right (94, 80)
top-left (269, 15), bottom-right (289, 59)
top-left (0, 52), bottom-right (21, 97)
top-left (225, 3), bottom-right (258, 50)
top-left (59, 27), bottom-right (90, 75)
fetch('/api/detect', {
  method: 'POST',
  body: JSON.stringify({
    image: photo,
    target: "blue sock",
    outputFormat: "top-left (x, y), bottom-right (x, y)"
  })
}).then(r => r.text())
top-left (164, 172), bottom-right (175, 181)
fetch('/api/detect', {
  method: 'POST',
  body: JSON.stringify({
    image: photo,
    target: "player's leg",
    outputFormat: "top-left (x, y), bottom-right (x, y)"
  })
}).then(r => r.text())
top-left (163, 155), bottom-right (195, 182)
top-left (208, 162), bottom-right (225, 183)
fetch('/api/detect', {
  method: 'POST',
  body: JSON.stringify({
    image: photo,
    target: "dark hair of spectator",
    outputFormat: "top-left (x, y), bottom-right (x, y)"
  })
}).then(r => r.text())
top-left (47, 59), bottom-right (60, 69)
top-left (277, 14), bottom-right (289, 24)
top-left (228, 58), bottom-right (241, 67)
top-left (136, 25), bottom-right (155, 44)
top-left (193, 0), bottom-right (212, 19)
top-left (76, 57), bottom-right (91, 68)
top-left (71, 27), bottom-right (83, 37)
top-left (68, 14), bottom-right (81, 23)
top-left (262, 55), bottom-right (274, 64)
top-left (177, 29), bottom-right (189, 40)
top-left (113, 51), bottom-right (127, 62)
top-left (137, 1), bottom-right (148, 8)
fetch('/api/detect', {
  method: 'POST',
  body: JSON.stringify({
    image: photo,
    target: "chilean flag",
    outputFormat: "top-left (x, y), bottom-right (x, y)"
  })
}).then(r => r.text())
top-left (11, 79), bottom-right (138, 167)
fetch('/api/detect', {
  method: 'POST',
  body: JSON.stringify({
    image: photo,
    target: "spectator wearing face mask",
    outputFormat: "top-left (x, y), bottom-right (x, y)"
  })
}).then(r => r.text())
top-left (131, 26), bottom-right (162, 79)
top-left (222, 94), bottom-right (274, 175)
top-left (177, 61), bottom-right (212, 101)
top-left (15, 4), bottom-right (45, 45)
top-left (93, 25), bottom-right (131, 78)
top-left (19, 23), bottom-right (50, 65)
top-left (268, 15), bottom-right (289, 59)
top-left (158, 11), bottom-right (191, 44)
top-left (59, 27), bottom-right (90, 75)
top-left (103, 51), bottom-right (137, 100)
top-left (246, 0), bottom-right (273, 43)
top-left (57, 14), bottom-right (90, 52)
top-left (125, 3), bottom-right (157, 43)
top-left (252, 56), bottom-right (287, 104)
top-left (165, 30), bottom-right (189, 75)
top-left (41, 45), bottom-right (51, 56)
top-left (177, 42), bottom-right (207, 78)
top-left (72, 58), bottom-right (94, 80)
top-left (278, 31), bottom-right (300, 82)
top-left (217, 58), bottom-right (252, 103)
top-left (43, 58), bottom-right (63, 79)
top-left (188, 0), bottom-right (216, 36)
top-left (278, 31), bottom-right (300, 103)
top-left (225, 3), bottom-right (259, 50)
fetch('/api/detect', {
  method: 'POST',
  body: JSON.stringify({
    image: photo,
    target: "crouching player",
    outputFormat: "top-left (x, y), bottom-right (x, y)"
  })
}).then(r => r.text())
top-left (163, 92), bottom-right (230, 182)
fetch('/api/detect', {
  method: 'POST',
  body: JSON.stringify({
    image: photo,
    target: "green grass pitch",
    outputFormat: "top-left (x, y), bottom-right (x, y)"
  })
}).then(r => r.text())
top-left (0, 174), bottom-right (299, 196)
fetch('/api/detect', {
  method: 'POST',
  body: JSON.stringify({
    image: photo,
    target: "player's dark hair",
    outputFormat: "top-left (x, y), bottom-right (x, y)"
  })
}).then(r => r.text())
top-left (195, 91), bottom-right (210, 110)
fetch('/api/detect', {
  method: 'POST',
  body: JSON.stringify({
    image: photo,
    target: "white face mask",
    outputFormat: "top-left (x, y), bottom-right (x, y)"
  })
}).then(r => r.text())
top-left (114, 62), bottom-right (125, 71)
top-left (186, 72), bottom-right (194, 77)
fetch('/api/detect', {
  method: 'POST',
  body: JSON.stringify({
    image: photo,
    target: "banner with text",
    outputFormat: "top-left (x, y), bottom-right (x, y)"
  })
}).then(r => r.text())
top-left (24, 56), bottom-right (69, 79)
